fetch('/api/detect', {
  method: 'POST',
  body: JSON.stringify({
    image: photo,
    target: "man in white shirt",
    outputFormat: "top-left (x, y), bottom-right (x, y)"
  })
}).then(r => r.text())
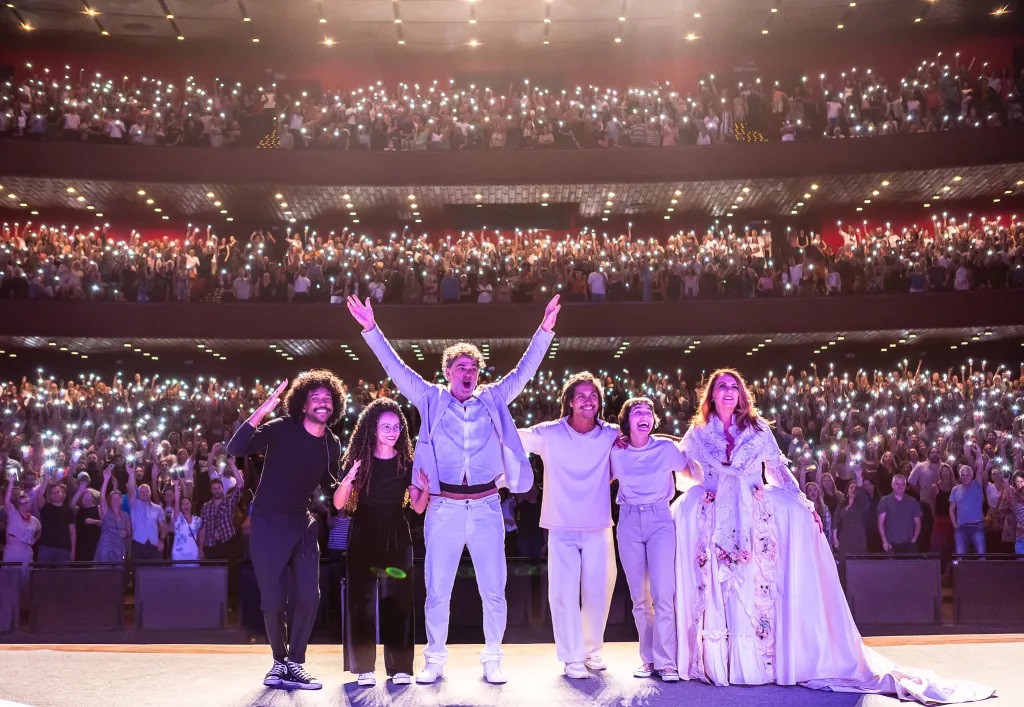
top-left (127, 460), bottom-right (165, 561)
top-left (519, 373), bottom-right (620, 679)
top-left (232, 269), bottom-right (251, 301)
top-left (587, 270), bottom-right (607, 303)
top-left (293, 269), bottom-right (311, 303)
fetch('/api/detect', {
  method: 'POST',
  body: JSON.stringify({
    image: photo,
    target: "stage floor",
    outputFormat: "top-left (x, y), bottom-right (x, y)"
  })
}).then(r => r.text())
top-left (0, 636), bottom-right (1016, 707)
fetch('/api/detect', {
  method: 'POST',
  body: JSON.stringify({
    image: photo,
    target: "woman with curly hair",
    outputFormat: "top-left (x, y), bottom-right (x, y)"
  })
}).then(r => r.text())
top-left (226, 369), bottom-right (346, 691)
top-left (333, 397), bottom-right (428, 687)
top-left (671, 368), bottom-right (991, 703)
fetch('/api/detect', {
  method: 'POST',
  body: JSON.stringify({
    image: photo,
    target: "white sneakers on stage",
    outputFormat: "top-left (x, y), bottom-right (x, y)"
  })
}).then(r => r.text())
top-left (391, 673), bottom-right (412, 685)
top-left (584, 656), bottom-right (607, 671)
top-left (416, 663), bottom-right (445, 684)
top-left (357, 673), bottom-right (376, 687)
top-left (564, 662), bottom-right (590, 679)
top-left (483, 660), bottom-right (508, 684)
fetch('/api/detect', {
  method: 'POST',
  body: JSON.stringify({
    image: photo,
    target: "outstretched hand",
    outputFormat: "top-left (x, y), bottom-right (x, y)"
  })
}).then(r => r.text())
top-left (413, 468), bottom-right (430, 490)
top-left (540, 294), bottom-right (561, 333)
top-left (340, 459), bottom-right (360, 487)
top-left (346, 296), bottom-right (376, 332)
top-left (259, 379), bottom-right (289, 414)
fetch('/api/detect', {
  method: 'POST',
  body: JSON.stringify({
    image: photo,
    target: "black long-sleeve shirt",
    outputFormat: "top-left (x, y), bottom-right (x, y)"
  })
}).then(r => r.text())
top-left (227, 417), bottom-right (341, 514)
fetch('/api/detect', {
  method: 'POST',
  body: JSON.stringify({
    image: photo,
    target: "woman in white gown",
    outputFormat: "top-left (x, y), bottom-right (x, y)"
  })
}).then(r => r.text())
top-left (672, 368), bottom-right (993, 703)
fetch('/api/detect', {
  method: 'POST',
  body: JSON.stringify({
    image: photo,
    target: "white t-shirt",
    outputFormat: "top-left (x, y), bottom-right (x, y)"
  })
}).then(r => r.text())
top-left (518, 418), bottom-right (619, 531)
top-left (293, 275), bottom-right (311, 294)
top-left (587, 270), bottom-right (607, 296)
top-left (610, 437), bottom-right (687, 505)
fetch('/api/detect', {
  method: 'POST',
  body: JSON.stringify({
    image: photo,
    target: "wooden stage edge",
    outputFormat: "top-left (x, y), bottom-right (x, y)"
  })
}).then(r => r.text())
top-left (0, 635), bottom-right (1021, 655)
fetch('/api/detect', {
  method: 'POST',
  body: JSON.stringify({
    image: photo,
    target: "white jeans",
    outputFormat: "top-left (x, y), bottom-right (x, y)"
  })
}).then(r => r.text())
top-left (616, 503), bottom-right (677, 670)
top-left (423, 495), bottom-right (506, 666)
top-left (547, 528), bottom-right (615, 664)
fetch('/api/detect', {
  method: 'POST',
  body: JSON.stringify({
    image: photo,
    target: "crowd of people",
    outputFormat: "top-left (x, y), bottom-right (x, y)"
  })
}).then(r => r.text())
top-left (2, 214), bottom-right (1023, 303)
top-left (1, 356), bottom-right (1022, 577)
top-left (1, 52), bottom-right (1020, 150)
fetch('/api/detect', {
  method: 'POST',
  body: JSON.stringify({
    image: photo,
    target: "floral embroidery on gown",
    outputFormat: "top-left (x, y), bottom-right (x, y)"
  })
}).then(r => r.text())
top-left (672, 414), bottom-right (994, 704)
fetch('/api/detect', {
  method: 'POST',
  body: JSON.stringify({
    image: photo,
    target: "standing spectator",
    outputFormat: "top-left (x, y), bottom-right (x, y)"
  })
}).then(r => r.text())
top-left (3, 472), bottom-right (41, 592)
top-left (909, 447), bottom-right (941, 549)
top-left (950, 451), bottom-right (986, 555)
top-left (233, 269), bottom-right (251, 302)
top-left (587, 269), bottom-right (607, 303)
top-left (877, 474), bottom-right (921, 554)
top-left (996, 472), bottom-right (1024, 555)
top-left (36, 478), bottom-right (75, 563)
top-left (439, 270), bottom-right (459, 303)
top-left (929, 464), bottom-right (956, 570)
top-left (127, 460), bottom-right (164, 561)
top-left (198, 476), bottom-right (242, 563)
top-left (95, 468), bottom-right (130, 563)
top-left (72, 475), bottom-right (101, 562)
top-left (833, 484), bottom-right (870, 555)
top-left (171, 478), bottom-right (201, 564)
top-left (293, 268), bottom-right (312, 303)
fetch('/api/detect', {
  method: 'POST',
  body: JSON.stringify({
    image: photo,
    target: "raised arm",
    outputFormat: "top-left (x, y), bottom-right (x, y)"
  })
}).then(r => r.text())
top-left (126, 462), bottom-right (138, 504)
top-left (99, 466), bottom-right (112, 516)
top-left (172, 477), bottom-right (182, 524)
top-left (490, 296), bottom-right (559, 405)
top-left (225, 379), bottom-right (287, 457)
top-left (3, 469), bottom-right (14, 511)
top-left (349, 296), bottom-right (431, 406)
top-left (332, 459), bottom-right (358, 512)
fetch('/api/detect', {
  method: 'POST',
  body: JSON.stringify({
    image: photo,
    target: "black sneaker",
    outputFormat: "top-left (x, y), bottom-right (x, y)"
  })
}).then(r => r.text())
top-left (283, 661), bottom-right (322, 690)
top-left (264, 660), bottom-right (288, 687)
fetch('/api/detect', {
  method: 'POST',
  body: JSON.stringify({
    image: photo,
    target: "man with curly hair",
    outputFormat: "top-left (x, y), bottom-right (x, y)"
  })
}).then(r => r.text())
top-left (226, 369), bottom-right (345, 691)
top-left (347, 294), bottom-right (560, 685)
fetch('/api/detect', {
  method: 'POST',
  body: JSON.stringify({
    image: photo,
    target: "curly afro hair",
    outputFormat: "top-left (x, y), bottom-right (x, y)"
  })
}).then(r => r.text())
top-left (283, 369), bottom-right (347, 427)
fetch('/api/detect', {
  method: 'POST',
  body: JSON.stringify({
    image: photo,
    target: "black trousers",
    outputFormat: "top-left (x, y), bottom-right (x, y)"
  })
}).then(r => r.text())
top-left (250, 510), bottom-right (320, 664)
top-left (345, 508), bottom-right (414, 675)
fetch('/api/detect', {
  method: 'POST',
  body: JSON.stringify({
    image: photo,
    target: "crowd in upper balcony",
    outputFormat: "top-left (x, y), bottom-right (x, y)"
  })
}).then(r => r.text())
top-left (1, 214), bottom-right (1022, 303)
top-left (1, 50), bottom-right (1021, 150)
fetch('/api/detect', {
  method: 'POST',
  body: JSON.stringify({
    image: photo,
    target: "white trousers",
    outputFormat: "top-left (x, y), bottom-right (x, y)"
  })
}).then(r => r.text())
top-left (547, 528), bottom-right (615, 664)
top-left (423, 495), bottom-right (506, 666)
top-left (616, 503), bottom-right (677, 669)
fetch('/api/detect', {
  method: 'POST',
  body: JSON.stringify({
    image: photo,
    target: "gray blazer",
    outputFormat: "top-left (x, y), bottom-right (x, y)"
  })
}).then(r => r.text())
top-left (362, 326), bottom-right (554, 494)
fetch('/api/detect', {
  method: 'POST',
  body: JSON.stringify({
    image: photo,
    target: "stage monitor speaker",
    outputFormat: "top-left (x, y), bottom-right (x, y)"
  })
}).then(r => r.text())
top-left (135, 564), bottom-right (227, 630)
top-left (952, 558), bottom-right (1024, 626)
top-left (29, 565), bottom-right (125, 633)
top-left (0, 564), bottom-right (22, 633)
top-left (845, 557), bottom-right (941, 626)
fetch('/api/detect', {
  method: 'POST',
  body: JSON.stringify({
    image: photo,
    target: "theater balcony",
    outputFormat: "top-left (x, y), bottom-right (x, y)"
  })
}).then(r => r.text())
top-left (2, 129), bottom-right (1024, 225)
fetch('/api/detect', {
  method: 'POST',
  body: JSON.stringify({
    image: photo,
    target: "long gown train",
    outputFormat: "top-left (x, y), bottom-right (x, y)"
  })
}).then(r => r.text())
top-left (672, 416), bottom-right (993, 704)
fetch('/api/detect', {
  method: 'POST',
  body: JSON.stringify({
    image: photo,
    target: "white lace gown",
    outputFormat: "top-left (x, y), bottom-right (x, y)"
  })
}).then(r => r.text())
top-left (672, 415), bottom-right (994, 704)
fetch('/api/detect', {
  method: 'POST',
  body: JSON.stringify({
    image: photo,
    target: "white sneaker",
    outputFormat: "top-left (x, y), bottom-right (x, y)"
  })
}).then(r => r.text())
top-left (564, 662), bottom-right (590, 679)
top-left (659, 668), bottom-right (680, 682)
top-left (633, 662), bottom-right (655, 678)
top-left (416, 663), bottom-right (444, 684)
top-left (483, 661), bottom-right (507, 684)
top-left (391, 673), bottom-right (412, 685)
top-left (584, 656), bottom-right (607, 671)
top-left (357, 672), bottom-right (376, 687)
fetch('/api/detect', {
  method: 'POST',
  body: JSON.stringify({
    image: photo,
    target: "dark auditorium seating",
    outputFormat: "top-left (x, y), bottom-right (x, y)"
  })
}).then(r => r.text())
top-left (952, 558), bottom-right (1024, 628)
top-left (135, 563), bottom-right (228, 631)
top-left (29, 564), bottom-right (125, 633)
top-left (844, 556), bottom-right (942, 627)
